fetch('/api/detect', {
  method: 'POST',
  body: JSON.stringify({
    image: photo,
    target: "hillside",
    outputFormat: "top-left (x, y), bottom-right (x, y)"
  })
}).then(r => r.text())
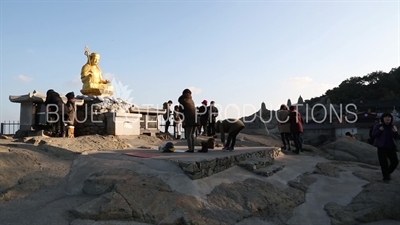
top-left (307, 67), bottom-right (400, 105)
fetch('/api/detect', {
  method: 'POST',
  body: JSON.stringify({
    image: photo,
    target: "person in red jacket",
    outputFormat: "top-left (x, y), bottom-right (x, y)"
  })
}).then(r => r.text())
top-left (289, 105), bottom-right (304, 154)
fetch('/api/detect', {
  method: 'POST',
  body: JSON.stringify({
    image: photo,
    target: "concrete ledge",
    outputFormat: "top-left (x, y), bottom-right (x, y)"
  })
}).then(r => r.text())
top-left (166, 147), bottom-right (281, 180)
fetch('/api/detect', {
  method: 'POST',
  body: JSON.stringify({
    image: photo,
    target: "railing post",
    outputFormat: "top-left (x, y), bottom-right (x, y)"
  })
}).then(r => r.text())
top-left (1, 122), bottom-right (3, 134)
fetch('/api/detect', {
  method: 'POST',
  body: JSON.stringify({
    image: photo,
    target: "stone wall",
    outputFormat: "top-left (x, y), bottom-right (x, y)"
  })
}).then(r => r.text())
top-left (75, 102), bottom-right (107, 136)
top-left (171, 148), bottom-right (280, 180)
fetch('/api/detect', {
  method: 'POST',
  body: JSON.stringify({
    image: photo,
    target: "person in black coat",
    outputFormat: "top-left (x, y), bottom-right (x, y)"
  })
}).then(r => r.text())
top-left (178, 89), bottom-right (198, 152)
top-left (207, 100), bottom-right (219, 136)
top-left (371, 112), bottom-right (399, 182)
top-left (198, 100), bottom-right (209, 135)
top-left (64, 92), bottom-right (76, 126)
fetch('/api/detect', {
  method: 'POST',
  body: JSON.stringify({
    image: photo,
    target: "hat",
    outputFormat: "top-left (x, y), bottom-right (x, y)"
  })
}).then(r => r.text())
top-left (46, 89), bottom-right (55, 95)
top-left (380, 112), bottom-right (393, 124)
top-left (182, 89), bottom-right (192, 95)
top-left (65, 92), bottom-right (75, 100)
top-left (159, 142), bottom-right (175, 153)
top-left (202, 100), bottom-right (208, 105)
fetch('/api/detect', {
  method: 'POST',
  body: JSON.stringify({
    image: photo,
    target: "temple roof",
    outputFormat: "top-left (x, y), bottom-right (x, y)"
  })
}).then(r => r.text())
top-left (9, 90), bottom-right (84, 105)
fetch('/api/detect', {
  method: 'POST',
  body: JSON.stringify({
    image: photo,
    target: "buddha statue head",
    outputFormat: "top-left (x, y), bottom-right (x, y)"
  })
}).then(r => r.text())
top-left (88, 53), bottom-right (100, 66)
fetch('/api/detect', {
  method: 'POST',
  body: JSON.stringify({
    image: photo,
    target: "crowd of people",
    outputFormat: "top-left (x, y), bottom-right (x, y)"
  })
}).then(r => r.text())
top-left (44, 88), bottom-right (399, 182)
top-left (163, 88), bottom-right (245, 152)
top-left (44, 89), bottom-right (76, 137)
top-left (277, 104), bottom-right (304, 154)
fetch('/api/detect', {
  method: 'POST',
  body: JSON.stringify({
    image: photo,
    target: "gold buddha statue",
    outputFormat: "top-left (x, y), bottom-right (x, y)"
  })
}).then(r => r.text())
top-left (80, 46), bottom-right (114, 96)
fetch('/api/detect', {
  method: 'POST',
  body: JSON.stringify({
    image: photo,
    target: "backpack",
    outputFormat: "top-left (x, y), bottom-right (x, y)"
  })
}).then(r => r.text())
top-left (158, 142), bottom-right (175, 153)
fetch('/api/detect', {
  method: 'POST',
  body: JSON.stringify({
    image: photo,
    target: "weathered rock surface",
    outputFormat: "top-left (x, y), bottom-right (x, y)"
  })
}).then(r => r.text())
top-left (70, 191), bottom-right (132, 220)
top-left (326, 149), bottom-right (358, 161)
top-left (321, 137), bottom-right (379, 165)
top-left (0, 145), bottom-right (70, 202)
top-left (71, 168), bottom-right (305, 224)
top-left (323, 163), bottom-right (400, 225)
top-left (71, 219), bottom-right (151, 225)
top-left (287, 173), bottom-right (317, 192)
top-left (313, 162), bottom-right (345, 178)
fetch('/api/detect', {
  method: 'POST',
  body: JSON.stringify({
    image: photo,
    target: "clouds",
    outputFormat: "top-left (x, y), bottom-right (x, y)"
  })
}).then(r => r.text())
top-left (187, 86), bottom-right (202, 95)
top-left (284, 77), bottom-right (313, 90)
top-left (14, 74), bottom-right (33, 83)
top-left (67, 76), bottom-right (82, 87)
top-left (111, 77), bottom-right (134, 103)
top-left (103, 73), bottom-right (115, 80)
top-left (283, 76), bottom-right (335, 101)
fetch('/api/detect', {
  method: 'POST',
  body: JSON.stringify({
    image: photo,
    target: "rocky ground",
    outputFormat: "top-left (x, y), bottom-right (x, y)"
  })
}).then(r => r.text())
top-left (0, 133), bottom-right (399, 225)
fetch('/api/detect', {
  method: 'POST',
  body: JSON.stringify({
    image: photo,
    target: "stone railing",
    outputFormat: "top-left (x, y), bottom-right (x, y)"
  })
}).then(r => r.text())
top-left (171, 148), bottom-right (280, 180)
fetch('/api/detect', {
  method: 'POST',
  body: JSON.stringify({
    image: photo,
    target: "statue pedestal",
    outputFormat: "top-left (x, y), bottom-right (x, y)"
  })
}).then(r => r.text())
top-left (106, 112), bottom-right (142, 136)
top-left (81, 83), bottom-right (114, 96)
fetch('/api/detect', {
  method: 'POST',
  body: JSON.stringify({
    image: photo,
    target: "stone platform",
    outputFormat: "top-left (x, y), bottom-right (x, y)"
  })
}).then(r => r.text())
top-left (119, 147), bottom-right (281, 180)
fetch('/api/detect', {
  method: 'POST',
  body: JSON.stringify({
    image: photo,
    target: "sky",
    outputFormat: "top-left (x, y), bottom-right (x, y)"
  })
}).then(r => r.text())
top-left (1, 0), bottom-right (399, 123)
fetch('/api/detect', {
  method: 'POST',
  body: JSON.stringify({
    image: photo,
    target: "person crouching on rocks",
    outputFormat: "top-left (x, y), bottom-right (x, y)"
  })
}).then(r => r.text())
top-left (215, 119), bottom-right (245, 151)
top-left (371, 112), bottom-right (399, 182)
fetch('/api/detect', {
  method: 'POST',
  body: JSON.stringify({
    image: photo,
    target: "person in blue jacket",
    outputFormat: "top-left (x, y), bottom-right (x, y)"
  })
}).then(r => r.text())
top-left (371, 112), bottom-right (399, 182)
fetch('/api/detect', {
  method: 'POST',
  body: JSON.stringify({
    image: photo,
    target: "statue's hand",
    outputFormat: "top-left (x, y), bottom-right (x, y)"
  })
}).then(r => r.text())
top-left (103, 80), bottom-right (110, 84)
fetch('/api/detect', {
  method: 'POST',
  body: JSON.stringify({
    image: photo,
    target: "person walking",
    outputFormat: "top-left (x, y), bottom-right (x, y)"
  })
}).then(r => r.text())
top-left (277, 104), bottom-right (291, 151)
top-left (289, 105), bottom-right (304, 154)
top-left (173, 105), bottom-right (183, 140)
top-left (198, 100), bottom-right (209, 135)
top-left (178, 89), bottom-right (198, 152)
top-left (162, 100), bottom-right (173, 134)
top-left (371, 112), bottom-right (399, 182)
top-left (207, 100), bottom-right (219, 137)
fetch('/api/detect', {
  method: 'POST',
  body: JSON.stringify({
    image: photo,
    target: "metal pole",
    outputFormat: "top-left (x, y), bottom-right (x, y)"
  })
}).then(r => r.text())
top-left (0, 122), bottom-right (3, 134)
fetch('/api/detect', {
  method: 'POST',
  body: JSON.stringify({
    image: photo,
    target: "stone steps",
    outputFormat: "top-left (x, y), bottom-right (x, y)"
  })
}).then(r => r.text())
top-left (253, 165), bottom-right (285, 177)
top-left (169, 147), bottom-right (281, 180)
top-left (237, 157), bottom-right (274, 171)
top-left (237, 157), bottom-right (285, 177)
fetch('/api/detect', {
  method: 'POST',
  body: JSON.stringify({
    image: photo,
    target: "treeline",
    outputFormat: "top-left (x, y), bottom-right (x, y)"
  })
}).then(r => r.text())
top-left (307, 67), bottom-right (400, 105)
